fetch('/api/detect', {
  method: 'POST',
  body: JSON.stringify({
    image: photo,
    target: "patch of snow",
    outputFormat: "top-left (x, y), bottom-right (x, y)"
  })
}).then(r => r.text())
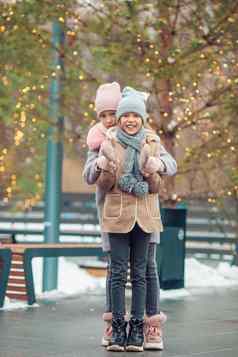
top-left (161, 288), bottom-right (190, 300)
top-left (185, 258), bottom-right (238, 287)
top-left (33, 257), bottom-right (105, 296)
top-left (217, 262), bottom-right (238, 281)
top-left (0, 296), bottom-right (38, 311)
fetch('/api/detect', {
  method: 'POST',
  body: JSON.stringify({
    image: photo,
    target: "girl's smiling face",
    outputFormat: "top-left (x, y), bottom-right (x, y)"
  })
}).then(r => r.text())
top-left (118, 112), bottom-right (143, 135)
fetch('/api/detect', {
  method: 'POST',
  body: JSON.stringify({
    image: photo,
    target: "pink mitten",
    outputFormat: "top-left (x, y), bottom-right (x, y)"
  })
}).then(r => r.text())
top-left (143, 157), bottom-right (165, 174)
top-left (96, 155), bottom-right (109, 171)
top-left (140, 141), bottom-right (164, 175)
top-left (96, 155), bottom-right (117, 173)
top-left (87, 124), bottom-right (105, 151)
top-left (100, 140), bottom-right (116, 163)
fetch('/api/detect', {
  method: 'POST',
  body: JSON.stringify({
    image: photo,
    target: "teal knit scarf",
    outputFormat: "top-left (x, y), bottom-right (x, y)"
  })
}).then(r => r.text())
top-left (116, 127), bottom-right (149, 197)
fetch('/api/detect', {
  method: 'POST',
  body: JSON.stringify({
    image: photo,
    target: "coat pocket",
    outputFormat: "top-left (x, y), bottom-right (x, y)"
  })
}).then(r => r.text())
top-left (104, 193), bottom-right (122, 219)
top-left (146, 194), bottom-right (161, 219)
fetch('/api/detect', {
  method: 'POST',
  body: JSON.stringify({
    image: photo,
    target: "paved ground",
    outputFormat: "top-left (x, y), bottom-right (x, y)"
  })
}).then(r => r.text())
top-left (0, 287), bottom-right (238, 357)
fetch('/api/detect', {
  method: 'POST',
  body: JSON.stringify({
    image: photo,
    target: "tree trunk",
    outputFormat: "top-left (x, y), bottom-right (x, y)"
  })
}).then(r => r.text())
top-left (153, 6), bottom-right (176, 205)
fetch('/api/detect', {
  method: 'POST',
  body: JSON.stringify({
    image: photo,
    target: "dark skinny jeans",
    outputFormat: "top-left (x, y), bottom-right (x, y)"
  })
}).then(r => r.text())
top-left (109, 223), bottom-right (150, 320)
top-left (106, 242), bottom-right (160, 317)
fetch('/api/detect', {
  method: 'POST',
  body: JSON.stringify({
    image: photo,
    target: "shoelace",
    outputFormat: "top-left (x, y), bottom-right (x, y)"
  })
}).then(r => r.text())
top-left (105, 326), bottom-right (112, 336)
top-left (145, 326), bottom-right (161, 338)
top-left (130, 325), bottom-right (143, 337)
top-left (113, 324), bottom-right (125, 333)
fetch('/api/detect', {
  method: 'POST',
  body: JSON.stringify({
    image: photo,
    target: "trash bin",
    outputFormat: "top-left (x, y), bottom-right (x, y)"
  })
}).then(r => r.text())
top-left (157, 208), bottom-right (187, 289)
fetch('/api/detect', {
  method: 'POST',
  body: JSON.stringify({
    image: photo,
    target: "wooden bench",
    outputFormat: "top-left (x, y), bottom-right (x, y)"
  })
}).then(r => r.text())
top-left (1, 243), bottom-right (105, 306)
top-left (0, 194), bottom-right (107, 306)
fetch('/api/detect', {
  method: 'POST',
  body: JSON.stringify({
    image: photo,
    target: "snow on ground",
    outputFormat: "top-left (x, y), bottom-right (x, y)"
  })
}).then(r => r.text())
top-left (1, 257), bottom-right (238, 310)
top-left (217, 261), bottom-right (238, 281)
top-left (185, 258), bottom-right (238, 287)
top-left (1, 296), bottom-right (38, 311)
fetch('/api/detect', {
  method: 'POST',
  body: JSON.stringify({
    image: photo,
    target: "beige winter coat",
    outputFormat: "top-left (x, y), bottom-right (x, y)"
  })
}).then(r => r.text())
top-left (97, 130), bottom-right (163, 234)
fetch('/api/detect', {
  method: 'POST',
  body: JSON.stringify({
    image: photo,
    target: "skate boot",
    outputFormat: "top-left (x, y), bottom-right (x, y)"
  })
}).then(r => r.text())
top-left (107, 318), bottom-right (127, 352)
top-left (144, 312), bottom-right (167, 350)
top-left (126, 318), bottom-right (144, 352)
top-left (101, 312), bottom-right (112, 347)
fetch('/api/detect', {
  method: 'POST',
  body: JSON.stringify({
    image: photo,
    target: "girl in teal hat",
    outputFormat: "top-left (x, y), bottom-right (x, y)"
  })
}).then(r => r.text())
top-left (84, 86), bottom-right (176, 352)
top-left (95, 87), bottom-right (164, 352)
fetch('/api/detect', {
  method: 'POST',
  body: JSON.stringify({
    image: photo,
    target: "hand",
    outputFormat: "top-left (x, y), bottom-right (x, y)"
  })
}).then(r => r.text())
top-left (96, 155), bottom-right (117, 173)
top-left (96, 156), bottom-right (108, 171)
top-left (101, 140), bottom-right (116, 163)
top-left (143, 157), bottom-right (165, 175)
top-left (140, 141), bottom-right (164, 175)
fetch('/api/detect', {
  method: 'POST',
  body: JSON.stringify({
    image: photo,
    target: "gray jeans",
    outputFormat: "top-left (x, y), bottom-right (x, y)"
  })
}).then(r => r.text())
top-left (145, 243), bottom-right (160, 316)
top-left (109, 223), bottom-right (150, 320)
top-left (106, 243), bottom-right (160, 317)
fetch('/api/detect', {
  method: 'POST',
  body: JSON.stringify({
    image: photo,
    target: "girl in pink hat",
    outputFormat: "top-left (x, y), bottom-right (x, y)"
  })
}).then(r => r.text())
top-left (86, 82), bottom-right (122, 152)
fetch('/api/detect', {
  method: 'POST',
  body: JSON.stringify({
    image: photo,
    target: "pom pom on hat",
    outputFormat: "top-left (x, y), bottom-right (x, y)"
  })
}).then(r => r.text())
top-left (95, 82), bottom-right (122, 117)
top-left (116, 86), bottom-right (148, 123)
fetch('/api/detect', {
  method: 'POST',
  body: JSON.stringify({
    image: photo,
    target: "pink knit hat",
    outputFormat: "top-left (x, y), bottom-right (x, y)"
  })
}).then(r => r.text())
top-left (95, 82), bottom-right (122, 117)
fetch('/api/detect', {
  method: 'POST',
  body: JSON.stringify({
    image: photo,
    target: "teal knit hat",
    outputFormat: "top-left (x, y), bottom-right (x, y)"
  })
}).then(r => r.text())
top-left (116, 87), bottom-right (148, 123)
